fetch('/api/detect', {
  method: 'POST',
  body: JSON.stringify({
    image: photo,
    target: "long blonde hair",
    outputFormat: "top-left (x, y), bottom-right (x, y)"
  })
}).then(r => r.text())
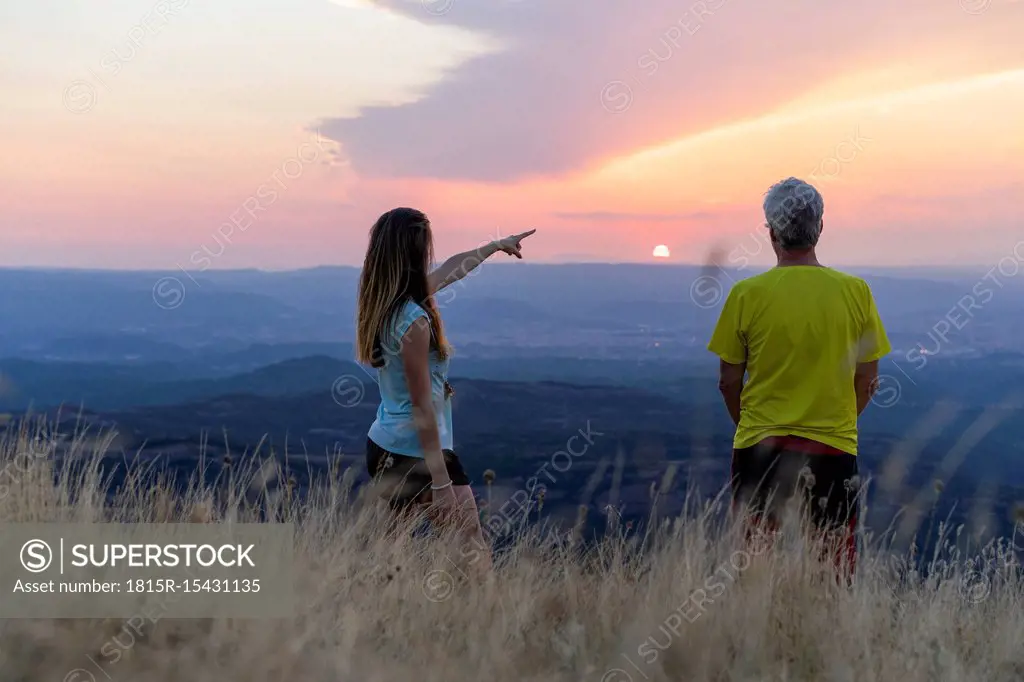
top-left (356, 208), bottom-right (451, 366)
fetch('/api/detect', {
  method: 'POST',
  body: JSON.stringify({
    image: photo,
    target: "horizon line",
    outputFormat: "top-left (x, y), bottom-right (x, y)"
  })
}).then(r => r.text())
top-left (0, 262), bottom-right (994, 274)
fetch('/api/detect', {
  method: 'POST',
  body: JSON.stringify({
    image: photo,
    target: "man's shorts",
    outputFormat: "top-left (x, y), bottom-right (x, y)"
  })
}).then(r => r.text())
top-left (731, 436), bottom-right (861, 573)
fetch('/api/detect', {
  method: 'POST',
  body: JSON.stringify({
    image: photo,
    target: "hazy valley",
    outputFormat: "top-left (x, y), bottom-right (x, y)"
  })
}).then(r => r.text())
top-left (2, 264), bottom-right (1022, 550)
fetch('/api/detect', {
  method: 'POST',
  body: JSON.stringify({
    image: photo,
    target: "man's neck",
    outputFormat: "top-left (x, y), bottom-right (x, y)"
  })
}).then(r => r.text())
top-left (776, 247), bottom-right (821, 267)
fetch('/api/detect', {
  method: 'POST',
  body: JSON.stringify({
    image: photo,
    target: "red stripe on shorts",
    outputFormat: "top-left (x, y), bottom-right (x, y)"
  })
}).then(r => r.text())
top-left (758, 435), bottom-right (848, 456)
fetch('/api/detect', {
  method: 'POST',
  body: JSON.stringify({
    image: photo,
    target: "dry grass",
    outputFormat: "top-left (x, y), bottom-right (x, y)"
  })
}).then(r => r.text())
top-left (1, 418), bottom-right (1022, 682)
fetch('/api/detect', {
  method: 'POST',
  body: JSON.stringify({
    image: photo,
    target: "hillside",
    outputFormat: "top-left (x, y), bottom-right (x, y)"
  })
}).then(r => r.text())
top-left (2, 426), bottom-right (1022, 682)
top-left (12, 368), bottom-right (1023, 547)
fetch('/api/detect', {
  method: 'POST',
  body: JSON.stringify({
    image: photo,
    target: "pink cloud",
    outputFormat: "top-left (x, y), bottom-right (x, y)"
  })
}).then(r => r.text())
top-left (323, 0), bottom-right (1024, 182)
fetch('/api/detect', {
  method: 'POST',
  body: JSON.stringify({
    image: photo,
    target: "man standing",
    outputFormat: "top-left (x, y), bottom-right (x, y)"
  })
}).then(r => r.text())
top-left (707, 177), bottom-right (891, 578)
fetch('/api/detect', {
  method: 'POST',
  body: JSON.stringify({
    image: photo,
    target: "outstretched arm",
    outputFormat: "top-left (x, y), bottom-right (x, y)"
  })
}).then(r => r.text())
top-left (428, 230), bottom-right (536, 293)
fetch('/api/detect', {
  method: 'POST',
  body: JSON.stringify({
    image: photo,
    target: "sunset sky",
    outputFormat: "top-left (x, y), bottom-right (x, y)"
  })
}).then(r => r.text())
top-left (2, 0), bottom-right (1023, 270)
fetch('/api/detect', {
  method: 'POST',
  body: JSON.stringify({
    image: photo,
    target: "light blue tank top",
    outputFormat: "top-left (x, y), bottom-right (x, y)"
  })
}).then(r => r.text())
top-left (367, 300), bottom-right (453, 457)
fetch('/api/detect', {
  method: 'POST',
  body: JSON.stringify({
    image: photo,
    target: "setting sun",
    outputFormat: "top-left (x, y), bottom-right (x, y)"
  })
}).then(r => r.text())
top-left (653, 245), bottom-right (671, 259)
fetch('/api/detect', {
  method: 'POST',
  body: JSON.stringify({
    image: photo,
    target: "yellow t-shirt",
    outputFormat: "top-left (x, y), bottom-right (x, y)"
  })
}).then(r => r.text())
top-left (707, 266), bottom-right (891, 455)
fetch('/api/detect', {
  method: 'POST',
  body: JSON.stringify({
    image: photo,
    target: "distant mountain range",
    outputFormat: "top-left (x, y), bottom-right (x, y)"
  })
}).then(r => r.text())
top-left (4, 264), bottom-right (1024, 362)
top-left (4, 353), bottom-right (1022, 550)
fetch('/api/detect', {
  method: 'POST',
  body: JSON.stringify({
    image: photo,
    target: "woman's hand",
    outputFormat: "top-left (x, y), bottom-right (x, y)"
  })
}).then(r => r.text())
top-left (493, 229), bottom-right (537, 259)
top-left (428, 482), bottom-right (461, 524)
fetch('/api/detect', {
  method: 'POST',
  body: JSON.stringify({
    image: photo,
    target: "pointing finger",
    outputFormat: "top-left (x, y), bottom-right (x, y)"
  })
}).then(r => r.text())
top-left (517, 229), bottom-right (537, 240)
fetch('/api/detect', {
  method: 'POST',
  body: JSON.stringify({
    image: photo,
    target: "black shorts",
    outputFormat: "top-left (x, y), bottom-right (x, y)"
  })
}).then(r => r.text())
top-left (365, 438), bottom-right (470, 510)
top-left (731, 439), bottom-right (861, 532)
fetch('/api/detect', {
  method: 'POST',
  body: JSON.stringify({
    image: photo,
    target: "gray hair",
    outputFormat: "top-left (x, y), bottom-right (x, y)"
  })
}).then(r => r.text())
top-left (762, 177), bottom-right (824, 249)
